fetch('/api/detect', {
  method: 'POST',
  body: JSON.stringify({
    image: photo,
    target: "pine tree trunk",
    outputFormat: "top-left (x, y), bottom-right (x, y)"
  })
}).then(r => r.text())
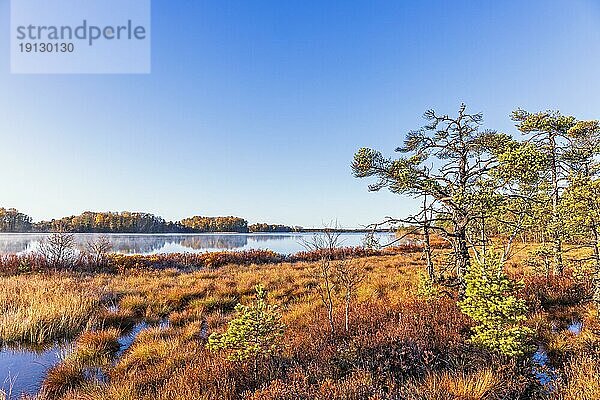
top-left (455, 223), bottom-right (470, 298)
top-left (591, 223), bottom-right (600, 311)
top-left (423, 196), bottom-right (435, 281)
top-left (550, 134), bottom-right (564, 275)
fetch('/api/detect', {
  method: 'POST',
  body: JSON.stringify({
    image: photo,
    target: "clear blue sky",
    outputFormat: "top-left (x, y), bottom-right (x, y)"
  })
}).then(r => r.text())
top-left (1, 0), bottom-right (600, 227)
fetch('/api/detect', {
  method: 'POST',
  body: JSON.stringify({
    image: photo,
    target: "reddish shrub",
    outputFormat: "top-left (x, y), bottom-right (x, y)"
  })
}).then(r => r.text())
top-left (0, 253), bottom-right (47, 274)
top-left (0, 242), bottom-right (448, 276)
top-left (520, 272), bottom-right (591, 311)
top-left (283, 298), bottom-right (477, 386)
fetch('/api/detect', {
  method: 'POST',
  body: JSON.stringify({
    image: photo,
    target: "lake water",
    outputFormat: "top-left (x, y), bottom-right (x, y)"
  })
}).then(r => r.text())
top-left (0, 320), bottom-right (169, 399)
top-left (0, 232), bottom-right (397, 256)
top-left (0, 342), bottom-right (69, 398)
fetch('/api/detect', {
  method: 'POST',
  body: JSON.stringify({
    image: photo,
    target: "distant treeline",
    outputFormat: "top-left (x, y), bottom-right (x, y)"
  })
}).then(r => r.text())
top-left (0, 208), bottom-right (299, 234)
top-left (180, 215), bottom-right (249, 233)
top-left (0, 208), bottom-right (32, 232)
top-left (248, 223), bottom-right (295, 233)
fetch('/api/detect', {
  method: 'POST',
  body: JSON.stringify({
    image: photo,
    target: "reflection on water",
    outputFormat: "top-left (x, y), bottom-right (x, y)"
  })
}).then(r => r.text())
top-left (532, 318), bottom-right (584, 391)
top-left (180, 235), bottom-right (249, 250)
top-left (567, 320), bottom-right (582, 335)
top-left (0, 237), bottom-right (30, 254)
top-left (532, 345), bottom-right (557, 389)
top-left (0, 342), bottom-right (69, 398)
top-left (0, 233), bottom-right (396, 256)
top-left (0, 319), bottom-right (170, 399)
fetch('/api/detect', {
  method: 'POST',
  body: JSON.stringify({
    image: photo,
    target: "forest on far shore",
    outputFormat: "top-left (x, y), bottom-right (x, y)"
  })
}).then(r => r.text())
top-left (0, 208), bottom-right (300, 234)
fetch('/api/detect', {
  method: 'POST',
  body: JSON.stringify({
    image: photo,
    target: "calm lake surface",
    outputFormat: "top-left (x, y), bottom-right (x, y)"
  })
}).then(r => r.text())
top-left (0, 232), bottom-right (396, 256)
top-left (0, 342), bottom-right (70, 398)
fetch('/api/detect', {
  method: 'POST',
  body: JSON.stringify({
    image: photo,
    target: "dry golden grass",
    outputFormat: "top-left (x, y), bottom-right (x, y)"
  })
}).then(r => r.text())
top-left (68, 328), bottom-right (121, 366)
top-left (0, 275), bottom-right (100, 344)
top-left (402, 369), bottom-right (502, 400)
top-left (553, 355), bottom-right (600, 400)
top-left (525, 302), bottom-right (598, 359)
top-left (42, 359), bottom-right (86, 399)
top-left (51, 253), bottom-right (444, 400)
top-left (86, 253), bottom-right (424, 326)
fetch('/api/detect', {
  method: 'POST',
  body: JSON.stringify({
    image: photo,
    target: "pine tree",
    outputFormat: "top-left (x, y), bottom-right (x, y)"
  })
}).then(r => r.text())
top-left (207, 285), bottom-right (286, 377)
top-left (352, 104), bottom-right (535, 295)
top-left (458, 251), bottom-right (533, 357)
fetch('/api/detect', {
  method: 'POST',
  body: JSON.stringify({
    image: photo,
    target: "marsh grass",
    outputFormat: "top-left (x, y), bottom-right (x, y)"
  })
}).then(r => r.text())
top-left (401, 369), bottom-right (502, 400)
top-left (98, 308), bottom-right (138, 331)
top-left (41, 360), bottom-right (86, 399)
top-left (52, 254), bottom-right (469, 400)
top-left (68, 328), bottom-right (121, 365)
top-left (4, 249), bottom-right (600, 400)
top-left (552, 355), bottom-right (600, 400)
top-left (0, 275), bottom-right (100, 344)
top-left (40, 329), bottom-right (122, 399)
top-left (197, 295), bottom-right (239, 313)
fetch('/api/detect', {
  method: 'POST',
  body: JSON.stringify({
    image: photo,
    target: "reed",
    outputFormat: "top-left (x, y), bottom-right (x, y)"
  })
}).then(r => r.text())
top-left (0, 275), bottom-right (99, 344)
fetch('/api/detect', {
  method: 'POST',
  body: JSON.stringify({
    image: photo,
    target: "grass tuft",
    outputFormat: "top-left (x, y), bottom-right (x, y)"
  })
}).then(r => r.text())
top-left (0, 275), bottom-right (99, 344)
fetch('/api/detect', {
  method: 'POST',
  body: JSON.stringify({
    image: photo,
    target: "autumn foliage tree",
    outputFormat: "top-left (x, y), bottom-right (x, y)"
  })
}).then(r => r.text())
top-left (0, 208), bottom-right (32, 232)
top-left (33, 211), bottom-right (175, 233)
top-left (248, 223), bottom-right (294, 233)
top-left (180, 215), bottom-right (249, 233)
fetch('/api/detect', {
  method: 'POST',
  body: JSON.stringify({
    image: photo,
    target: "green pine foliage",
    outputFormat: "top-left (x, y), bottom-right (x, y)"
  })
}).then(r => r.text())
top-left (458, 251), bottom-right (533, 357)
top-left (416, 270), bottom-right (440, 300)
top-left (207, 284), bottom-right (286, 362)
